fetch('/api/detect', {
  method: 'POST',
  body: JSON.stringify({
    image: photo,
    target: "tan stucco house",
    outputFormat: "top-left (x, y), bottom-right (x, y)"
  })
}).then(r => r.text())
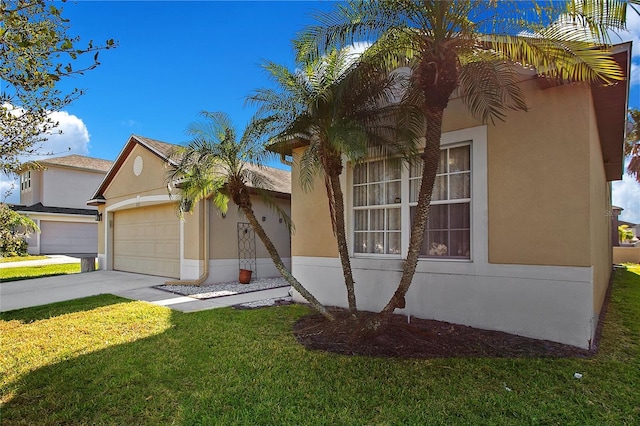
top-left (283, 43), bottom-right (631, 349)
top-left (13, 155), bottom-right (113, 255)
top-left (88, 135), bottom-right (291, 283)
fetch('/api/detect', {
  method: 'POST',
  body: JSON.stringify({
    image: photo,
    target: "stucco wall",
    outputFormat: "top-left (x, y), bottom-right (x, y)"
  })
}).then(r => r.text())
top-left (290, 149), bottom-right (338, 258)
top-left (588, 96), bottom-right (613, 316)
top-left (183, 201), bottom-right (204, 261)
top-left (208, 196), bottom-right (291, 260)
top-left (19, 169), bottom-right (42, 206)
top-left (487, 81), bottom-right (592, 266)
top-left (42, 167), bottom-right (103, 209)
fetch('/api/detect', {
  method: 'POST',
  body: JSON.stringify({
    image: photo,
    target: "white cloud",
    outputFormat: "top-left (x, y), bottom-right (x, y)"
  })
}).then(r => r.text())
top-left (1, 110), bottom-right (91, 204)
top-left (40, 110), bottom-right (91, 156)
top-left (612, 159), bottom-right (640, 224)
top-left (609, 3), bottom-right (640, 85)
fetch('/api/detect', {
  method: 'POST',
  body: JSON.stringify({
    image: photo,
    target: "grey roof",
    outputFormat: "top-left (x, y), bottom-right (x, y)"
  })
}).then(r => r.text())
top-left (12, 202), bottom-right (98, 216)
top-left (26, 154), bottom-right (113, 173)
top-left (242, 163), bottom-right (291, 195)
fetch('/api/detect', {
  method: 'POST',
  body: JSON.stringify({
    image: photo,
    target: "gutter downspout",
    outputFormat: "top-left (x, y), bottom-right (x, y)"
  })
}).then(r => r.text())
top-left (164, 198), bottom-right (209, 285)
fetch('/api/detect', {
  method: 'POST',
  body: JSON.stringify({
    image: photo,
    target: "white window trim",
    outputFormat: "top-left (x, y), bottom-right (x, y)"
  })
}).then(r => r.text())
top-left (20, 171), bottom-right (31, 193)
top-left (409, 141), bottom-right (472, 260)
top-left (347, 125), bottom-right (488, 264)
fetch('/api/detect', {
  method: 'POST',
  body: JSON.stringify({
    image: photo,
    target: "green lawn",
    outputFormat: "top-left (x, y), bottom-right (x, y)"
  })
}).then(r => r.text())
top-left (0, 263), bottom-right (81, 282)
top-left (1, 266), bottom-right (638, 425)
top-left (0, 256), bottom-right (47, 263)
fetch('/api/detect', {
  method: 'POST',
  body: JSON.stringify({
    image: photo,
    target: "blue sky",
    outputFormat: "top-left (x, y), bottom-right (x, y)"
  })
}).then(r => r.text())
top-left (2, 1), bottom-right (639, 222)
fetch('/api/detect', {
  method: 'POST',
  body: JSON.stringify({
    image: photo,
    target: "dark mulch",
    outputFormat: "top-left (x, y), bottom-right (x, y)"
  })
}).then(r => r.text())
top-left (293, 310), bottom-right (595, 359)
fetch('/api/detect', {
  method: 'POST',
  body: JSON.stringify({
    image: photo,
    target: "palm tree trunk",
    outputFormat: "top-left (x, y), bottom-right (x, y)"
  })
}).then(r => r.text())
top-left (239, 201), bottom-right (335, 321)
top-left (327, 171), bottom-right (357, 314)
top-left (382, 106), bottom-right (444, 313)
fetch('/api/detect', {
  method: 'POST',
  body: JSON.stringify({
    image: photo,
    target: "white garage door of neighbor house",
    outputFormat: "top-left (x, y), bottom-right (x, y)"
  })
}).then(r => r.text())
top-left (113, 204), bottom-right (180, 278)
top-left (40, 221), bottom-right (98, 255)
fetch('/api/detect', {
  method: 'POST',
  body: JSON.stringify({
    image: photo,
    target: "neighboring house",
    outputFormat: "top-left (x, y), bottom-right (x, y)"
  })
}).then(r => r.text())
top-left (88, 135), bottom-right (291, 283)
top-left (13, 155), bottom-right (113, 255)
top-left (281, 43), bottom-right (631, 349)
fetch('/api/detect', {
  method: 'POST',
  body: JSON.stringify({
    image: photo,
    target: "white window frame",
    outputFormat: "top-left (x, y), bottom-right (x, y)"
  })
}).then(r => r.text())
top-left (20, 171), bottom-right (31, 193)
top-left (352, 158), bottom-right (403, 255)
top-left (348, 125), bottom-right (488, 264)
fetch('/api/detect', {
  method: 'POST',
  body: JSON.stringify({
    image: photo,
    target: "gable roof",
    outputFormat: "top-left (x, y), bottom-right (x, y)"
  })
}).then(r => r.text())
top-left (89, 134), bottom-right (291, 204)
top-left (21, 154), bottom-right (113, 173)
top-left (89, 134), bottom-right (179, 203)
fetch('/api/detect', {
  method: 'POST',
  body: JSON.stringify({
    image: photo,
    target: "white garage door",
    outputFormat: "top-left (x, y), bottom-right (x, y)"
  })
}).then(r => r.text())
top-left (40, 221), bottom-right (98, 254)
top-left (113, 204), bottom-right (180, 278)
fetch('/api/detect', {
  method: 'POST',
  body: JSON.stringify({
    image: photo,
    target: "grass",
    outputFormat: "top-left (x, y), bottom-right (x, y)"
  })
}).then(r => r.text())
top-left (0, 256), bottom-right (47, 264)
top-left (0, 266), bottom-right (638, 425)
top-left (0, 263), bottom-right (81, 282)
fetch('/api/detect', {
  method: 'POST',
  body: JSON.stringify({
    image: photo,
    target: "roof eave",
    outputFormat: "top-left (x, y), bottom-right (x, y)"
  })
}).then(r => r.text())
top-left (266, 137), bottom-right (310, 156)
top-left (87, 197), bottom-right (106, 207)
top-left (593, 43), bottom-right (632, 182)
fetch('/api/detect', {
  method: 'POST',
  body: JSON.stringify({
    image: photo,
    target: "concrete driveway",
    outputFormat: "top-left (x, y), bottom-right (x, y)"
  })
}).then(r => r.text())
top-left (0, 270), bottom-right (290, 313)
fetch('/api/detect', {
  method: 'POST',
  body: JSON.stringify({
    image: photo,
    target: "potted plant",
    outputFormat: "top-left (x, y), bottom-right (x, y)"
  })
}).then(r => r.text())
top-left (239, 269), bottom-right (252, 284)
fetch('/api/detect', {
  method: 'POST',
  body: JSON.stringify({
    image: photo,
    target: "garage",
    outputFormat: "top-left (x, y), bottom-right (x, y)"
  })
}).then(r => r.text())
top-left (113, 204), bottom-right (180, 278)
top-left (40, 221), bottom-right (98, 254)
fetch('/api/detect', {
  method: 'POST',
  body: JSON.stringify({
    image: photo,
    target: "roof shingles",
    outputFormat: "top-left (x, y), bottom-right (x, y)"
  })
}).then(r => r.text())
top-left (26, 155), bottom-right (113, 173)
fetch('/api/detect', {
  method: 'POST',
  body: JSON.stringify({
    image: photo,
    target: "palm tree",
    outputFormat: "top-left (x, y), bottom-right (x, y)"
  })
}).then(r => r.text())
top-left (625, 108), bottom-right (639, 183)
top-left (249, 48), bottom-right (422, 315)
top-left (167, 111), bottom-right (334, 321)
top-left (295, 0), bottom-right (628, 314)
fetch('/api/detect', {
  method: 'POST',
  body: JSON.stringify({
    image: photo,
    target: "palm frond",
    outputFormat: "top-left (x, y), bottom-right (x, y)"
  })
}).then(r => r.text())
top-left (488, 32), bottom-right (623, 85)
top-left (296, 141), bottom-right (322, 193)
top-left (458, 52), bottom-right (528, 124)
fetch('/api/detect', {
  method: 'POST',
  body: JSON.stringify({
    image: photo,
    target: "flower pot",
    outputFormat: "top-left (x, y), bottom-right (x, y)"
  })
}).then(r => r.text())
top-left (239, 269), bottom-right (252, 284)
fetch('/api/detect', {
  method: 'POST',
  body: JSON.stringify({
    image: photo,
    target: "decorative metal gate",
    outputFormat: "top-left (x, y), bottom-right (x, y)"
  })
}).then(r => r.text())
top-left (237, 222), bottom-right (256, 276)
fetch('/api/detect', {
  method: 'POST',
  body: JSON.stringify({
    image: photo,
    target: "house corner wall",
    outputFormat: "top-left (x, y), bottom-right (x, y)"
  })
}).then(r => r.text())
top-left (589, 95), bottom-right (613, 335)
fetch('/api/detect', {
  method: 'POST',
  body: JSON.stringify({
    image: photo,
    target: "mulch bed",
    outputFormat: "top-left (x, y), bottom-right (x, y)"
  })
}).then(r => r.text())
top-left (293, 310), bottom-right (595, 359)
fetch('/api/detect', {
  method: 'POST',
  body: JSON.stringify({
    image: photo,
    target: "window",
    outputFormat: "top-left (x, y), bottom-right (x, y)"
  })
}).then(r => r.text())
top-left (410, 145), bottom-right (471, 259)
top-left (352, 143), bottom-right (472, 260)
top-left (353, 158), bottom-right (402, 254)
top-left (20, 171), bottom-right (31, 192)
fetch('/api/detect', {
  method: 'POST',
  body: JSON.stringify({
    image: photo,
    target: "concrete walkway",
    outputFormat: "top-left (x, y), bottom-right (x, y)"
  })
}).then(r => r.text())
top-left (0, 270), bottom-right (290, 313)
